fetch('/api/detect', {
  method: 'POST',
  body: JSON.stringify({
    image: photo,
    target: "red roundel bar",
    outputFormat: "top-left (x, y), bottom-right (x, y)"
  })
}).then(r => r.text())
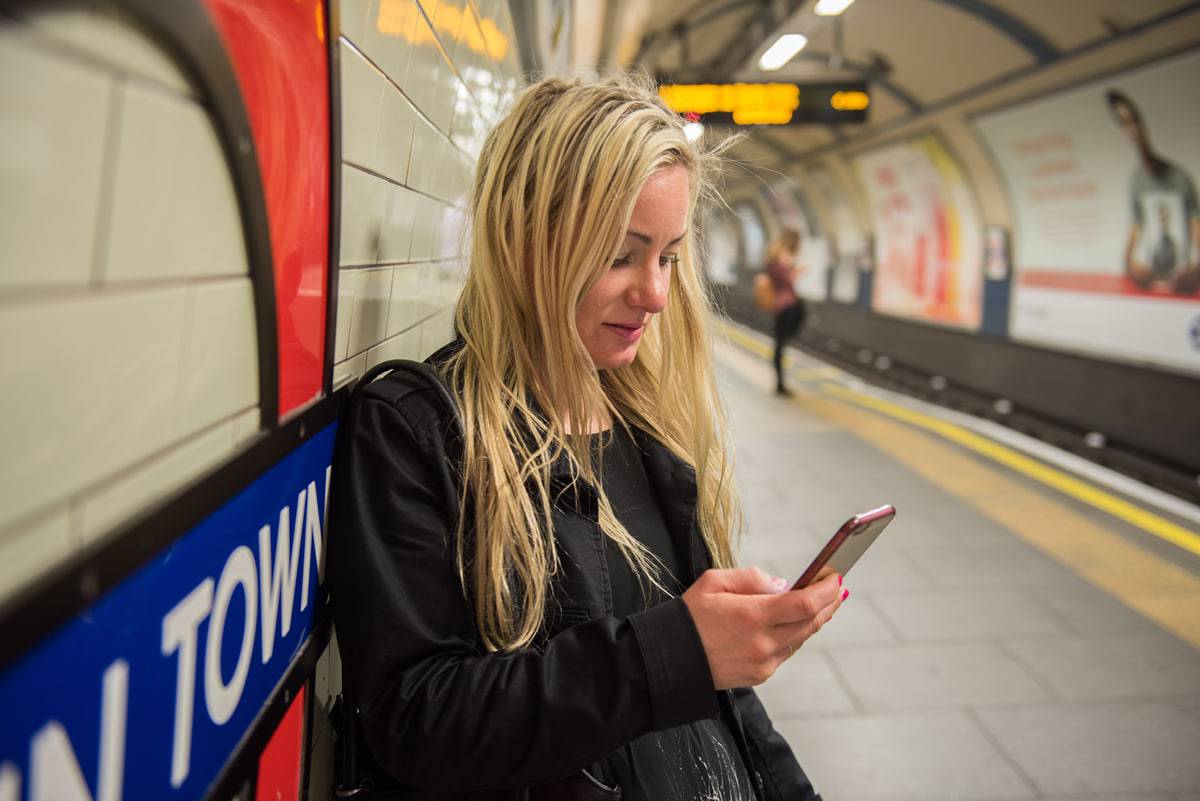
top-left (204, 0), bottom-right (331, 417)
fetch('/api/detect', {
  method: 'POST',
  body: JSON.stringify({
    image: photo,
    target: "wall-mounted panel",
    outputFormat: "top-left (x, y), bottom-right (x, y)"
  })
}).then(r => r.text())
top-left (805, 165), bottom-right (870, 304)
top-left (854, 134), bottom-right (985, 329)
top-left (974, 49), bottom-right (1200, 375)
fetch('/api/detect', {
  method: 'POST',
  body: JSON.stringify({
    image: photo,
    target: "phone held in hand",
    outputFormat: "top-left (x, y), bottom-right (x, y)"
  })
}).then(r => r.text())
top-left (792, 505), bottom-right (896, 590)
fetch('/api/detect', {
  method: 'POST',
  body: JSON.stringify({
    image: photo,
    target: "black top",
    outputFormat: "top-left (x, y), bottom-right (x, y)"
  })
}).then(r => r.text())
top-left (593, 426), bottom-right (755, 801)
top-left (326, 351), bottom-right (822, 800)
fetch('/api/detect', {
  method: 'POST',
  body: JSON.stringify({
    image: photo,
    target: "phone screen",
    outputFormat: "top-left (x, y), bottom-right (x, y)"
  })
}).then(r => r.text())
top-left (792, 505), bottom-right (895, 589)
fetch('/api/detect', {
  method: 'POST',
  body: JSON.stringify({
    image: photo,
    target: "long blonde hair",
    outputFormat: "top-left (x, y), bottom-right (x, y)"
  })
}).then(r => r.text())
top-left (766, 228), bottom-right (801, 264)
top-left (444, 73), bottom-right (741, 651)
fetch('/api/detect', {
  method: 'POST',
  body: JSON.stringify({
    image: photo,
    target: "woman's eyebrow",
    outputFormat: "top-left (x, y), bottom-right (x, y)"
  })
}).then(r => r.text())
top-left (626, 230), bottom-right (689, 246)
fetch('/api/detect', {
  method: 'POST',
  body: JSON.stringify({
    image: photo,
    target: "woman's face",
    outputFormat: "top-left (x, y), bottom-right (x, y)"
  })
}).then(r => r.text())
top-left (576, 165), bottom-right (690, 370)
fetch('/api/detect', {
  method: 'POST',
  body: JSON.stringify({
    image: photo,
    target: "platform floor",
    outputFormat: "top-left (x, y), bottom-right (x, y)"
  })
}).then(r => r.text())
top-left (714, 322), bottom-right (1200, 801)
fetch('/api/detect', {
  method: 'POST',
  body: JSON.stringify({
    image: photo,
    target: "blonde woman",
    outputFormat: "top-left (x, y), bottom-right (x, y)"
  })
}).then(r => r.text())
top-left (329, 75), bottom-right (846, 801)
top-left (765, 229), bottom-right (805, 396)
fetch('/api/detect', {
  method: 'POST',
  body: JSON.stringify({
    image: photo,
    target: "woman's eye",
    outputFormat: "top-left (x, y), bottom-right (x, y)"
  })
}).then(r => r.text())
top-left (611, 254), bottom-right (633, 267)
top-left (660, 253), bottom-right (679, 269)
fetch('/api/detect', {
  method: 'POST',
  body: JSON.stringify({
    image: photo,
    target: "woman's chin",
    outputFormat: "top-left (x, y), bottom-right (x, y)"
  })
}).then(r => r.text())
top-left (593, 344), bottom-right (639, 371)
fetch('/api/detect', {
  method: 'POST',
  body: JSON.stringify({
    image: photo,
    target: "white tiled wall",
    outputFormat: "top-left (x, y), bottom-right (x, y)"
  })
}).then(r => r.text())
top-left (0, 9), bottom-right (261, 602)
top-left (308, 0), bottom-right (525, 787)
top-left (331, 0), bottom-right (523, 394)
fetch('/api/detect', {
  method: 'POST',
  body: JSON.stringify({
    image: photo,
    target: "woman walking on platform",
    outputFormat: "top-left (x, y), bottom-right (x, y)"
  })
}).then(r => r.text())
top-left (329, 74), bottom-right (845, 801)
top-left (766, 229), bottom-right (806, 396)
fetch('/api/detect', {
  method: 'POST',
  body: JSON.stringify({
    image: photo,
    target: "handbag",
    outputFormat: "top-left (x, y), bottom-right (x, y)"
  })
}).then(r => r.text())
top-left (752, 272), bottom-right (775, 311)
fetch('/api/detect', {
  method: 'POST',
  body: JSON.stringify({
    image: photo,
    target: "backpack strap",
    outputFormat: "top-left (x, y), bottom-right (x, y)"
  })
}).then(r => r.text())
top-left (351, 358), bottom-right (463, 438)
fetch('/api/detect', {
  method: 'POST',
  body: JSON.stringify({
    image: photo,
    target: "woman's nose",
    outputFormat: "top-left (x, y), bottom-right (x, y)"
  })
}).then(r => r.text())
top-left (628, 258), bottom-right (669, 313)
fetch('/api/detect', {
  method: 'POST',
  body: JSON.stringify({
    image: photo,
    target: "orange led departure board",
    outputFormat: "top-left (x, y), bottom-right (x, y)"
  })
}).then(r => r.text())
top-left (659, 82), bottom-right (870, 125)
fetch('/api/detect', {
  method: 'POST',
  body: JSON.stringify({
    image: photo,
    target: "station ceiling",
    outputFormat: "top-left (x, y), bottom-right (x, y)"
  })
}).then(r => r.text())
top-left (629, 0), bottom-right (1199, 163)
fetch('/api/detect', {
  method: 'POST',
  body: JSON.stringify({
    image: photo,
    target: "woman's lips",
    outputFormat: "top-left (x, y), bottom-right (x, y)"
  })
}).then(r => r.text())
top-left (603, 322), bottom-right (644, 342)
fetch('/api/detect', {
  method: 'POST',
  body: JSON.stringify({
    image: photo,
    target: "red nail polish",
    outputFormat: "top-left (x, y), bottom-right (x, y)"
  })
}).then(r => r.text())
top-left (841, 588), bottom-right (850, 601)
top-left (838, 575), bottom-right (843, 587)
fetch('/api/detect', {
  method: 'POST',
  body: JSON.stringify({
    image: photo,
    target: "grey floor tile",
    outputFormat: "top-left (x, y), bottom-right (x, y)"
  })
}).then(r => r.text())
top-left (1003, 631), bottom-right (1200, 700)
top-left (873, 508), bottom-right (964, 551)
top-left (778, 710), bottom-right (1035, 801)
top-left (755, 651), bottom-right (858, 720)
top-left (917, 503), bottom-right (1024, 551)
top-left (839, 549), bottom-right (939, 593)
top-left (1037, 797), bottom-right (1175, 801)
top-left (904, 541), bottom-right (1077, 589)
top-left (1037, 579), bottom-right (1165, 634)
top-left (872, 587), bottom-right (1067, 642)
top-left (829, 641), bottom-right (1053, 711)
top-left (975, 702), bottom-right (1200, 796)
top-left (806, 591), bottom-right (902, 649)
top-left (1176, 694), bottom-right (1200, 721)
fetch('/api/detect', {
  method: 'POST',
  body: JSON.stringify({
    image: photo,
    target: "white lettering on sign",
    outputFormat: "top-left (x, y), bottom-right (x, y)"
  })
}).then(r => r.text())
top-left (5, 463), bottom-right (332, 801)
top-left (258, 490), bottom-right (305, 664)
top-left (0, 762), bottom-right (18, 801)
top-left (162, 579), bottom-right (214, 788)
top-left (159, 474), bottom-right (328, 788)
top-left (300, 472), bottom-right (329, 611)
top-left (204, 546), bottom-right (257, 726)
top-left (28, 660), bottom-right (128, 801)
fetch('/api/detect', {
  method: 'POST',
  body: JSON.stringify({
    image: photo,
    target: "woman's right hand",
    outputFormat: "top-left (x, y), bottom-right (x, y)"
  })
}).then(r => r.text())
top-left (681, 567), bottom-right (845, 690)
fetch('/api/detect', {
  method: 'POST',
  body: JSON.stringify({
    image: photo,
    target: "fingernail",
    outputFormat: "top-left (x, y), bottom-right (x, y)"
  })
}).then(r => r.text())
top-left (837, 575), bottom-right (843, 587)
top-left (771, 576), bottom-right (788, 592)
top-left (841, 588), bottom-right (850, 601)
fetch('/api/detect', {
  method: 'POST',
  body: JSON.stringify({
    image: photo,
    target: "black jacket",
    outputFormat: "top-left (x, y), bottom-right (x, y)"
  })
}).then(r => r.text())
top-left (327, 359), bottom-right (821, 801)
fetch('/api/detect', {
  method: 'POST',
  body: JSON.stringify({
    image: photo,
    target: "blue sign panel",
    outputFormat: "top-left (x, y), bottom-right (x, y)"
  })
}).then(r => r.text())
top-left (0, 423), bottom-right (337, 801)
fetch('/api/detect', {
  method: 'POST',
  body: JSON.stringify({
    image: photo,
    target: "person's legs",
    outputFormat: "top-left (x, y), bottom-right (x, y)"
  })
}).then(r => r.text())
top-left (773, 302), bottom-right (805, 394)
top-left (773, 310), bottom-right (789, 393)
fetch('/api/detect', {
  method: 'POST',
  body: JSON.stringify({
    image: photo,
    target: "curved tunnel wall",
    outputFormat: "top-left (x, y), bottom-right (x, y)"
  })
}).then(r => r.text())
top-left (710, 14), bottom-right (1200, 496)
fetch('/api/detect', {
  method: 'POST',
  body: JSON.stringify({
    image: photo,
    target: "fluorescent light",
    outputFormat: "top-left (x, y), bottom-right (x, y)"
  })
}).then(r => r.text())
top-left (757, 34), bottom-right (808, 71)
top-left (815, 0), bottom-right (855, 15)
top-left (683, 121), bottom-right (704, 142)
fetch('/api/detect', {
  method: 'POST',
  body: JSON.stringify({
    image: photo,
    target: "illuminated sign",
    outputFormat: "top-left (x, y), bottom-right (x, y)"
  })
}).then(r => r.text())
top-left (377, 0), bottom-right (509, 61)
top-left (659, 82), bottom-right (870, 125)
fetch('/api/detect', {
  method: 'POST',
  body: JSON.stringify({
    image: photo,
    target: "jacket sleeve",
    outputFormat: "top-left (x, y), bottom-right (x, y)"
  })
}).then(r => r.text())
top-left (327, 389), bottom-right (720, 791)
top-left (730, 686), bottom-right (822, 801)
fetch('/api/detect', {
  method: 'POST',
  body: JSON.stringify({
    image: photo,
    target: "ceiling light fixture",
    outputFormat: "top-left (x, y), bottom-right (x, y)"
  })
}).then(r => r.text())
top-left (758, 33), bottom-right (808, 71)
top-left (814, 0), bottom-right (856, 15)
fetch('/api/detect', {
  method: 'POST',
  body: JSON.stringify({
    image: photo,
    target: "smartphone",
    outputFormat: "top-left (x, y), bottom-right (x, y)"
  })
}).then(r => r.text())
top-left (791, 504), bottom-right (896, 590)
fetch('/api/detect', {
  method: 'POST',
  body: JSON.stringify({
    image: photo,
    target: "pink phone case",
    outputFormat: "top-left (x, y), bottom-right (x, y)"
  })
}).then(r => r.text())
top-left (791, 505), bottom-right (896, 590)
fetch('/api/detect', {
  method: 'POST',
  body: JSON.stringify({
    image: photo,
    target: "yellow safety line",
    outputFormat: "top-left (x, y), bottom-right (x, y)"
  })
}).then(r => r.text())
top-left (793, 388), bottom-right (1200, 647)
top-left (820, 382), bottom-right (1200, 559)
top-left (714, 318), bottom-right (1200, 558)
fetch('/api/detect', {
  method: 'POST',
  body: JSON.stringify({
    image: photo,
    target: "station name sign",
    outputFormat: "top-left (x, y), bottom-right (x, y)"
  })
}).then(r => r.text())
top-left (659, 82), bottom-right (870, 125)
top-left (0, 423), bottom-right (337, 801)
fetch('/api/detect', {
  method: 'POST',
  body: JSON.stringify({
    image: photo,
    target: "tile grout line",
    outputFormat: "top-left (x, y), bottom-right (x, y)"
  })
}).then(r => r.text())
top-left (963, 707), bottom-right (1045, 799)
top-left (90, 74), bottom-right (124, 287)
top-left (0, 402), bottom-right (260, 543)
top-left (818, 647), bottom-right (868, 715)
top-left (992, 638), bottom-right (1063, 702)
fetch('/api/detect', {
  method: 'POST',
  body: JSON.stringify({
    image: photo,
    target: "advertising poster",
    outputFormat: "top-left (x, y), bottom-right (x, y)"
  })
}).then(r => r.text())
top-left (854, 135), bottom-right (985, 329)
top-left (974, 49), bottom-right (1200, 374)
top-left (761, 181), bottom-right (829, 300)
top-left (806, 166), bottom-right (868, 304)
